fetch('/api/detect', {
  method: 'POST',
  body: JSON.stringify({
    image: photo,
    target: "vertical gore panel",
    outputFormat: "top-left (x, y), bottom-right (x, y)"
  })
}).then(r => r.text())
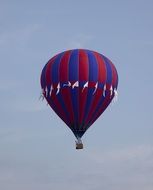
top-left (68, 50), bottom-right (79, 130)
top-left (94, 52), bottom-right (107, 83)
top-left (52, 53), bottom-right (64, 83)
top-left (102, 55), bottom-right (112, 84)
top-left (78, 50), bottom-right (89, 126)
top-left (87, 50), bottom-right (98, 82)
top-left (82, 50), bottom-right (98, 130)
top-left (69, 50), bottom-right (79, 81)
top-left (59, 50), bottom-right (71, 82)
top-left (45, 56), bottom-right (57, 85)
top-left (79, 49), bottom-right (89, 81)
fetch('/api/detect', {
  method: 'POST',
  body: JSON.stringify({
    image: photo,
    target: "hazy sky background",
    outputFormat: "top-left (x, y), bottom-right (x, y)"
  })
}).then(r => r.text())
top-left (0, 0), bottom-right (153, 189)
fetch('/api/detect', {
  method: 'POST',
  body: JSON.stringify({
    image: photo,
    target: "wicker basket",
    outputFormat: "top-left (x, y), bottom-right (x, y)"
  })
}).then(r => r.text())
top-left (76, 143), bottom-right (83, 149)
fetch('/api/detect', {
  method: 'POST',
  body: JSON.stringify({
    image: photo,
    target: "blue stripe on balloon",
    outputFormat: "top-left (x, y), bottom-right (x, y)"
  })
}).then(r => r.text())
top-left (41, 63), bottom-right (48, 88)
top-left (52, 52), bottom-right (64, 83)
top-left (102, 55), bottom-right (112, 84)
top-left (86, 50), bottom-right (98, 82)
top-left (69, 49), bottom-right (79, 81)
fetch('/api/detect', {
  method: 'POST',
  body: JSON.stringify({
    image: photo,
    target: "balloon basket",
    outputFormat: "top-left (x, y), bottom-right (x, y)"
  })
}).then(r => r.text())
top-left (76, 142), bottom-right (83, 149)
top-left (75, 137), bottom-right (83, 149)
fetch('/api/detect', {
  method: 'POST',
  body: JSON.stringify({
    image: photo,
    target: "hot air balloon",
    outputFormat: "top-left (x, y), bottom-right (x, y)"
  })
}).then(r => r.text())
top-left (40, 49), bottom-right (118, 149)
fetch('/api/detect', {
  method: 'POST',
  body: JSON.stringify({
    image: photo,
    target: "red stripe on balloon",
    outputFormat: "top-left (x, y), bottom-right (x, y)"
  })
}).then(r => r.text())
top-left (93, 51), bottom-right (107, 83)
top-left (59, 50), bottom-right (72, 82)
top-left (78, 50), bottom-right (89, 125)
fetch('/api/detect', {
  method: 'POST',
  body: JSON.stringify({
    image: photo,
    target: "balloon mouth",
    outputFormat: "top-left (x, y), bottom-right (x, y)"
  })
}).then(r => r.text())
top-left (72, 130), bottom-right (85, 138)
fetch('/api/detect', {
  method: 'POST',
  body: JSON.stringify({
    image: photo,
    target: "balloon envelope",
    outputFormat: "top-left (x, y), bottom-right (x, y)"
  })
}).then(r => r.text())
top-left (40, 49), bottom-right (118, 138)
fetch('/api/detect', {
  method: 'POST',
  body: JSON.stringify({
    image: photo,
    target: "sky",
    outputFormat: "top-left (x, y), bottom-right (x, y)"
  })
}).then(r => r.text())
top-left (0, 0), bottom-right (153, 189)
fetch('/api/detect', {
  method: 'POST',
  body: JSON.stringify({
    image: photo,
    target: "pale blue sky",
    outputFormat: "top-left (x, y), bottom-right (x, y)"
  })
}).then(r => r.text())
top-left (0, 0), bottom-right (153, 189)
